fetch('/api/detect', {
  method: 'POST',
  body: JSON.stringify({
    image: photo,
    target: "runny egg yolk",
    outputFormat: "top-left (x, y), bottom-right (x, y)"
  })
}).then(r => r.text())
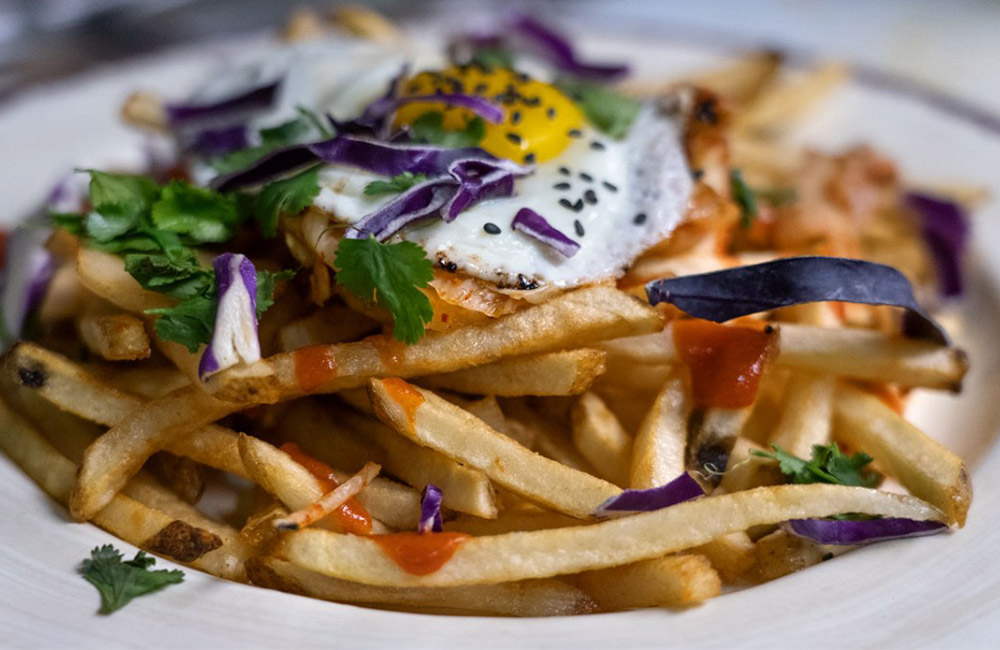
top-left (394, 66), bottom-right (584, 164)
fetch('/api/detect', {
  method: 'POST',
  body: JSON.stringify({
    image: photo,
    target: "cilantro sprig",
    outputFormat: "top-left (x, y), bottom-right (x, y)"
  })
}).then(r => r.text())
top-left (752, 442), bottom-right (878, 488)
top-left (211, 107), bottom-right (331, 175)
top-left (364, 172), bottom-right (428, 197)
top-left (730, 169), bottom-right (758, 229)
top-left (80, 545), bottom-right (184, 614)
top-left (333, 237), bottom-right (434, 344)
top-left (554, 77), bottom-right (640, 139)
top-left (410, 111), bottom-right (486, 148)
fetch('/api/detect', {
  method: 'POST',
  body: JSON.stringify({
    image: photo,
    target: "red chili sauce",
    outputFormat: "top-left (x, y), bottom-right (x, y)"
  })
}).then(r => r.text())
top-left (372, 531), bottom-right (471, 576)
top-left (279, 442), bottom-right (372, 535)
top-left (293, 345), bottom-right (338, 393)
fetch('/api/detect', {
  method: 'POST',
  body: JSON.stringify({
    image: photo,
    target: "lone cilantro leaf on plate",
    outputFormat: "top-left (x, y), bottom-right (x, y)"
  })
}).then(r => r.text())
top-left (333, 237), bottom-right (435, 344)
top-left (80, 545), bottom-right (184, 614)
top-left (752, 442), bottom-right (878, 487)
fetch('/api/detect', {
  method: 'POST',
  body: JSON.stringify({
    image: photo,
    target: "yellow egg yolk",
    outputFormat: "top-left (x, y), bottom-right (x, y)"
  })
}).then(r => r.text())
top-left (394, 66), bottom-right (584, 164)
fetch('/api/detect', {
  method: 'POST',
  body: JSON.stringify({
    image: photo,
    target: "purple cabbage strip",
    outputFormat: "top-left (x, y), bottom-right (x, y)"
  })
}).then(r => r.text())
top-left (396, 94), bottom-right (505, 124)
top-left (198, 253), bottom-right (260, 380)
top-left (645, 256), bottom-right (950, 345)
top-left (166, 80), bottom-right (281, 129)
top-left (785, 517), bottom-right (948, 546)
top-left (905, 192), bottom-right (970, 298)
top-left (508, 12), bottom-right (629, 82)
top-left (595, 473), bottom-right (704, 517)
top-left (330, 64), bottom-right (410, 139)
top-left (1, 227), bottom-right (54, 344)
top-left (418, 484), bottom-right (444, 534)
top-left (442, 158), bottom-right (526, 221)
top-left (189, 124), bottom-right (250, 157)
top-left (511, 208), bottom-right (581, 258)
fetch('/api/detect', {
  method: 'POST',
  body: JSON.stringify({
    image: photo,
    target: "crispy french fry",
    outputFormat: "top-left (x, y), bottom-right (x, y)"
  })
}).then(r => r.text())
top-left (329, 5), bottom-right (401, 43)
top-left (441, 394), bottom-right (510, 435)
top-left (120, 91), bottom-right (167, 131)
top-left (599, 324), bottom-right (968, 391)
top-left (146, 452), bottom-right (206, 504)
top-left (205, 286), bottom-right (661, 403)
top-left (577, 554), bottom-right (721, 609)
top-left (693, 533), bottom-right (756, 583)
top-left (834, 383), bottom-right (972, 526)
top-left (685, 51), bottom-right (782, 104)
top-left (278, 303), bottom-right (378, 352)
top-left (630, 374), bottom-right (689, 489)
top-left (444, 511), bottom-right (583, 536)
top-left (88, 363), bottom-right (190, 400)
top-left (420, 349), bottom-right (607, 397)
top-left (687, 407), bottom-right (751, 487)
top-left (274, 462), bottom-right (381, 531)
top-left (275, 484), bottom-right (943, 587)
top-left (370, 379), bottom-right (619, 518)
top-left (768, 371), bottom-right (834, 457)
top-left (719, 438), bottom-right (785, 494)
top-left (750, 529), bottom-right (848, 584)
top-left (78, 312), bottom-right (151, 361)
top-left (283, 7), bottom-right (325, 41)
top-left (571, 392), bottom-right (632, 486)
top-left (248, 557), bottom-right (598, 616)
top-left (734, 62), bottom-right (848, 134)
top-left (0, 397), bottom-right (249, 580)
top-left (76, 247), bottom-right (171, 313)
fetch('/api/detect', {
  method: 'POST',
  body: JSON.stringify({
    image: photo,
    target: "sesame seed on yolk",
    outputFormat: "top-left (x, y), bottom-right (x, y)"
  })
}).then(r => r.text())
top-left (393, 66), bottom-right (584, 164)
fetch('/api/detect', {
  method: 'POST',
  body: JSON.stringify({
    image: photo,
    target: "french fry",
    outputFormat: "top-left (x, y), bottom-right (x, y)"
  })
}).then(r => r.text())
top-left (274, 462), bottom-right (381, 531)
top-left (370, 378), bottom-right (619, 518)
top-left (420, 349), bottom-right (607, 397)
top-left (329, 5), bottom-right (401, 43)
top-left (693, 533), bottom-right (756, 583)
top-left (444, 511), bottom-right (583, 536)
top-left (146, 452), bottom-right (206, 504)
top-left (577, 554), bottom-right (721, 609)
top-left (686, 51), bottom-right (783, 105)
top-left (331, 468), bottom-right (421, 531)
top-left (275, 484), bottom-right (943, 587)
top-left (687, 407), bottom-right (751, 487)
top-left (283, 7), bottom-right (325, 41)
top-left (719, 438), bottom-right (785, 494)
top-left (441, 393), bottom-right (510, 435)
top-left (749, 529), bottom-right (849, 584)
top-left (734, 62), bottom-right (849, 135)
top-left (599, 324), bottom-right (968, 391)
top-left (205, 286), bottom-right (661, 403)
top-left (570, 392), bottom-right (632, 486)
top-left (88, 363), bottom-right (189, 400)
top-left (248, 557), bottom-right (598, 616)
top-left (768, 371), bottom-right (835, 457)
top-left (833, 383), bottom-right (972, 526)
top-left (76, 247), bottom-right (171, 313)
top-left (278, 303), bottom-right (378, 352)
top-left (630, 374), bottom-right (689, 489)
top-left (0, 397), bottom-right (249, 581)
top-left (78, 312), bottom-right (151, 361)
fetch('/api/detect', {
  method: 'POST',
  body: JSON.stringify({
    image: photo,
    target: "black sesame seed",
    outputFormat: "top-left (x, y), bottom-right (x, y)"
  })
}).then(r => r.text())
top-left (511, 111), bottom-right (522, 125)
top-left (522, 96), bottom-right (541, 107)
top-left (589, 141), bottom-right (606, 151)
top-left (821, 553), bottom-right (834, 562)
top-left (567, 128), bottom-right (583, 138)
top-left (443, 260), bottom-right (458, 272)
top-left (523, 153), bottom-right (536, 164)
top-left (572, 199), bottom-right (584, 212)
top-left (506, 132), bottom-right (522, 145)
top-left (559, 166), bottom-right (571, 176)
top-left (602, 181), bottom-right (618, 192)
top-left (695, 99), bottom-right (719, 125)
top-left (633, 212), bottom-right (647, 225)
top-left (474, 83), bottom-right (489, 94)
top-left (574, 220), bottom-right (585, 237)
top-left (483, 222), bottom-right (501, 235)
top-left (18, 367), bottom-right (46, 389)
top-left (515, 72), bottom-right (530, 84)
top-left (516, 274), bottom-right (540, 291)
top-left (546, 107), bottom-right (556, 119)
top-left (553, 182), bottom-right (571, 190)
top-left (583, 189), bottom-right (598, 205)
top-left (578, 172), bottom-right (593, 182)
top-left (559, 198), bottom-right (575, 210)
top-left (691, 168), bottom-right (705, 181)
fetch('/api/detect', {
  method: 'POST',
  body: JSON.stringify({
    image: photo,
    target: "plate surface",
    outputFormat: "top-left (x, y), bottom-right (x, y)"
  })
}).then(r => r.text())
top-left (2, 26), bottom-right (1000, 650)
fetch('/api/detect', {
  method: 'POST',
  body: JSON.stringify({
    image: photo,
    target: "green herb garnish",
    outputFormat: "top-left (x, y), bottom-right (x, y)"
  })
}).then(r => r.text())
top-left (554, 77), bottom-right (640, 139)
top-left (364, 172), bottom-right (428, 197)
top-left (471, 48), bottom-right (515, 70)
top-left (333, 237), bottom-right (434, 344)
top-left (730, 169), bottom-right (758, 228)
top-left (410, 111), bottom-right (486, 148)
top-left (751, 442), bottom-right (878, 488)
top-left (80, 545), bottom-right (184, 614)
top-left (253, 166), bottom-right (321, 238)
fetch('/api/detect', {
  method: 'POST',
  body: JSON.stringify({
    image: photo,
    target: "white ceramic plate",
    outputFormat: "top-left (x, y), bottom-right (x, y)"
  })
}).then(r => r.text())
top-left (2, 26), bottom-right (1000, 650)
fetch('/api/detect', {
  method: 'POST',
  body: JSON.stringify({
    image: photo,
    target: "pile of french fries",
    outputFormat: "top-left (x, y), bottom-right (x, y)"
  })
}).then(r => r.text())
top-left (0, 8), bottom-right (979, 617)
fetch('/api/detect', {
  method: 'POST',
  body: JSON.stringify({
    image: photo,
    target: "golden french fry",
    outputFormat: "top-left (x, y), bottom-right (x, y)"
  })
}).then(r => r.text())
top-left (370, 378), bottom-right (619, 518)
top-left (577, 554), bottom-right (721, 609)
top-left (686, 51), bottom-right (782, 104)
top-left (570, 392), bottom-right (632, 486)
top-left (274, 462), bottom-right (381, 531)
top-left (120, 91), bottom-right (167, 131)
top-left (146, 452), bottom-right (206, 504)
top-left (275, 484), bottom-right (943, 587)
top-left (630, 374), bottom-right (689, 489)
top-left (78, 312), bottom-right (151, 361)
top-left (329, 5), bottom-right (401, 43)
top-left (444, 511), bottom-right (583, 536)
top-left (688, 407), bottom-right (751, 487)
top-left (834, 383), bottom-right (972, 526)
top-left (205, 286), bottom-right (661, 403)
top-left (248, 557), bottom-right (598, 616)
top-left (694, 533), bottom-right (757, 583)
top-left (749, 529), bottom-right (849, 584)
top-left (278, 303), bottom-right (378, 352)
top-left (76, 247), bottom-right (171, 313)
top-left (768, 371), bottom-right (834, 457)
top-left (734, 62), bottom-right (848, 134)
top-left (719, 438), bottom-right (785, 494)
top-left (420, 349), bottom-right (607, 397)
top-left (282, 7), bottom-right (325, 41)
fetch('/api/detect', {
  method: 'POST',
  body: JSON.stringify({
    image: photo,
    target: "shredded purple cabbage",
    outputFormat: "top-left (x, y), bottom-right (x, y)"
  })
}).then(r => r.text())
top-left (396, 94), bottom-right (505, 124)
top-left (166, 80), bottom-right (281, 129)
top-left (905, 192), bottom-right (970, 298)
top-left (511, 208), bottom-right (581, 258)
top-left (785, 517), bottom-right (948, 545)
top-left (198, 253), bottom-right (260, 379)
top-left (418, 484), bottom-right (444, 534)
top-left (508, 12), bottom-right (629, 81)
top-left (645, 256), bottom-right (950, 345)
top-left (189, 124), bottom-right (250, 157)
top-left (594, 473), bottom-right (704, 517)
top-left (329, 65), bottom-right (409, 139)
top-left (1, 227), bottom-right (54, 344)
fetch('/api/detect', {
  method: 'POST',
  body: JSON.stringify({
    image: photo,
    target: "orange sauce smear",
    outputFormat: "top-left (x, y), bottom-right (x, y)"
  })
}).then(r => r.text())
top-left (280, 442), bottom-right (372, 535)
top-left (381, 377), bottom-right (425, 431)
top-left (372, 532), bottom-right (471, 576)
top-left (369, 335), bottom-right (408, 369)
top-left (673, 319), bottom-right (778, 409)
top-left (294, 346), bottom-right (338, 393)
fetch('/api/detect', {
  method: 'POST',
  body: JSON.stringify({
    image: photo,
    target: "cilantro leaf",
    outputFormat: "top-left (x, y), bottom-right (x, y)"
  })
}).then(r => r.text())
top-left (730, 169), bottom-right (758, 228)
top-left (333, 237), bottom-right (434, 344)
top-left (49, 212), bottom-right (86, 236)
top-left (84, 170), bottom-right (160, 222)
top-left (212, 109), bottom-right (329, 175)
top-left (364, 172), bottom-right (428, 196)
top-left (124, 253), bottom-right (213, 300)
top-left (756, 186), bottom-right (798, 206)
top-left (254, 269), bottom-right (296, 318)
top-left (410, 111), bottom-right (486, 148)
top-left (147, 295), bottom-right (217, 353)
top-left (253, 167), bottom-right (321, 238)
top-left (751, 442), bottom-right (878, 488)
top-left (80, 544), bottom-right (184, 614)
top-left (151, 181), bottom-right (242, 244)
top-left (553, 77), bottom-right (640, 139)
top-left (471, 48), bottom-right (514, 70)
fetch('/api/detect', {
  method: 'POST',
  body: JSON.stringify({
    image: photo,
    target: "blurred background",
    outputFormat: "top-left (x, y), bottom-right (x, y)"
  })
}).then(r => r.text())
top-left (0, 0), bottom-right (998, 113)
